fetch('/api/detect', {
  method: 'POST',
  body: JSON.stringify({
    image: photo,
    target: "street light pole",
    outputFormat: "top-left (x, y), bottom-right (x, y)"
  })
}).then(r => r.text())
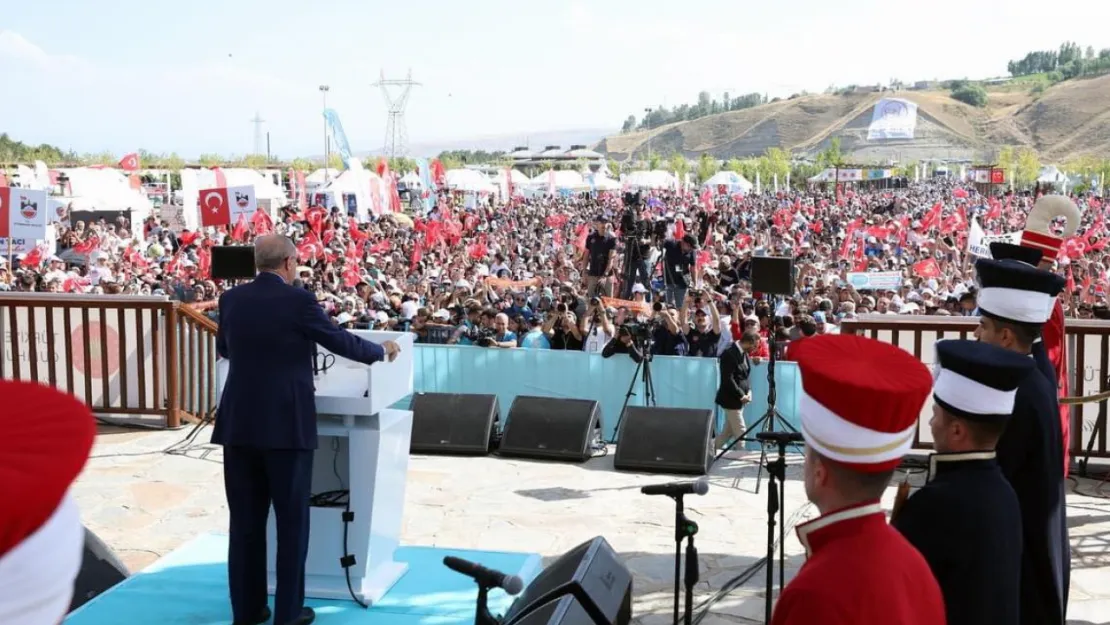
top-left (319, 85), bottom-right (330, 183)
top-left (644, 107), bottom-right (653, 166)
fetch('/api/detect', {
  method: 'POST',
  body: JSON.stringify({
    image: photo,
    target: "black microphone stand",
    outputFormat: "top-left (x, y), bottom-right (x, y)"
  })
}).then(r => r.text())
top-left (759, 433), bottom-right (794, 624)
top-left (474, 582), bottom-right (499, 625)
top-left (671, 495), bottom-right (699, 625)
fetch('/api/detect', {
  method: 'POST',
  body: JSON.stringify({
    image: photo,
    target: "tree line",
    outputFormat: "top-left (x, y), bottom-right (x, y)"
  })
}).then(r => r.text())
top-left (621, 91), bottom-right (769, 133)
top-left (1007, 42), bottom-right (1110, 80)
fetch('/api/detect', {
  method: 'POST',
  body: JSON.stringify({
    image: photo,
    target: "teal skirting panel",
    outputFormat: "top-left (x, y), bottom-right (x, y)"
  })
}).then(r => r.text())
top-left (411, 346), bottom-right (802, 443)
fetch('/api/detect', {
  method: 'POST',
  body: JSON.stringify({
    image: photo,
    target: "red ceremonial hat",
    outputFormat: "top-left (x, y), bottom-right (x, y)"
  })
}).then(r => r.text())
top-left (791, 335), bottom-right (932, 472)
top-left (0, 381), bottom-right (95, 558)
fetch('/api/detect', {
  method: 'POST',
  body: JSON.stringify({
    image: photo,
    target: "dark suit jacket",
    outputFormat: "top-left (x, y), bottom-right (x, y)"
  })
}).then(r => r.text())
top-left (997, 366), bottom-right (1069, 625)
top-left (715, 342), bottom-right (752, 410)
top-left (212, 272), bottom-right (385, 450)
top-left (893, 452), bottom-right (1022, 625)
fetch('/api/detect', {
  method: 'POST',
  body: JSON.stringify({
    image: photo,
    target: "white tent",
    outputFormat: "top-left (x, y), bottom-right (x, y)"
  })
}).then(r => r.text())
top-left (58, 167), bottom-right (155, 221)
top-left (529, 170), bottom-right (588, 192)
top-left (586, 173), bottom-right (622, 192)
top-left (445, 169), bottom-right (497, 193)
top-left (622, 170), bottom-right (676, 190)
top-left (319, 163), bottom-right (392, 220)
top-left (189, 168), bottom-right (287, 203)
top-left (1037, 165), bottom-right (1067, 186)
top-left (702, 170), bottom-right (753, 193)
top-left (305, 168), bottom-right (340, 189)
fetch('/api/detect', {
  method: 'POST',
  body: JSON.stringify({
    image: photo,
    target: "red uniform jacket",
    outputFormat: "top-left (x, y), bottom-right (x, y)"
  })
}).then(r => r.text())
top-left (771, 501), bottom-right (946, 625)
top-left (1042, 299), bottom-right (1068, 474)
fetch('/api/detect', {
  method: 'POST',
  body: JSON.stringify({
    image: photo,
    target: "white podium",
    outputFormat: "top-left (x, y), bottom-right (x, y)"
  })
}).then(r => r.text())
top-left (215, 330), bottom-right (416, 605)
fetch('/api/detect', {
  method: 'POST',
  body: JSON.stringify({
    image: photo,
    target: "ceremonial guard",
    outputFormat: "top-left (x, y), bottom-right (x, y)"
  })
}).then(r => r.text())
top-left (1016, 194), bottom-right (1082, 474)
top-left (771, 335), bottom-right (944, 625)
top-left (974, 256), bottom-right (1070, 625)
top-left (893, 339), bottom-right (1029, 625)
top-left (986, 242), bottom-right (1057, 387)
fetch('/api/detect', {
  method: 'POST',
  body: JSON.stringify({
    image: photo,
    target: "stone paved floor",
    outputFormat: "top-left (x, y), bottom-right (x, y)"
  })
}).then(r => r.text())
top-left (76, 425), bottom-right (1110, 624)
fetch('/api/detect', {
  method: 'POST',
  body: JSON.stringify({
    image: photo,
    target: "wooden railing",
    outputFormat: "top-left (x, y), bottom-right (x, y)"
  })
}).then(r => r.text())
top-left (841, 315), bottom-right (1110, 462)
top-left (0, 294), bottom-right (219, 428)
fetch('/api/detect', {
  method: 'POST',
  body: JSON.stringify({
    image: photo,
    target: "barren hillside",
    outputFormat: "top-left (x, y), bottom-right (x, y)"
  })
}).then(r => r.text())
top-left (597, 74), bottom-right (1110, 163)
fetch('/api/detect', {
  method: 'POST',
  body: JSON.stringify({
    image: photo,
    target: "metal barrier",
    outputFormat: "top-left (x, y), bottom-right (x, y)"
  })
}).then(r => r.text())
top-left (0, 294), bottom-right (219, 428)
top-left (842, 314), bottom-right (1110, 459)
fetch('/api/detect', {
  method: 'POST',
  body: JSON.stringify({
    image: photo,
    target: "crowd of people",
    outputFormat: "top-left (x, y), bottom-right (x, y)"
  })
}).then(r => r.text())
top-left (2, 178), bottom-right (1108, 362)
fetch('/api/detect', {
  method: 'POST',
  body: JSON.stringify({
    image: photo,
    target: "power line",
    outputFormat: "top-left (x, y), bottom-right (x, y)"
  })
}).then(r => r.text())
top-left (373, 69), bottom-right (421, 159)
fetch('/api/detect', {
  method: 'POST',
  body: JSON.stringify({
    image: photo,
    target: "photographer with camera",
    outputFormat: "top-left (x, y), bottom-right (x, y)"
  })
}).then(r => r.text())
top-left (649, 301), bottom-right (687, 357)
top-left (581, 216), bottom-right (616, 298)
top-left (580, 297), bottom-right (615, 355)
top-left (662, 234), bottom-right (697, 307)
top-left (602, 323), bottom-right (645, 363)
top-left (618, 200), bottom-right (654, 299)
top-left (543, 301), bottom-right (585, 351)
top-left (679, 290), bottom-right (722, 358)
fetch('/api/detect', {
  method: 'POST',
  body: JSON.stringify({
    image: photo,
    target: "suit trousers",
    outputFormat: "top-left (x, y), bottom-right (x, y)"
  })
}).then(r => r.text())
top-left (714, 408), bottom-right (747, 449)
top-left (223, 446), bottom-right (314, 625)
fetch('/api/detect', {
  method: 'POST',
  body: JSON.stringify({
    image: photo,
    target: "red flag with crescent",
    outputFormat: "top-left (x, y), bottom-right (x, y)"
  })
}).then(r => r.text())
top-left (0, 187), bottom-right (10, 238)
top-left (198, 188), bottom-right (231, 227)
top-left (118, 153), bottom-right (140, 172)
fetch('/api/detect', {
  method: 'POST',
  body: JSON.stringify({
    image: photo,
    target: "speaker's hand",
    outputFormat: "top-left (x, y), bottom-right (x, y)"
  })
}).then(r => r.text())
top-left (382, 340), bottom-right (401, 362)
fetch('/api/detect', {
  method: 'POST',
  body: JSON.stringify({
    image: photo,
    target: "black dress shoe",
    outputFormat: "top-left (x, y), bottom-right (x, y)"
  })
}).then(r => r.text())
top-left (283, 607), bottom-right (315, 625)
top-left (232, 606), bottom-right (271, 625)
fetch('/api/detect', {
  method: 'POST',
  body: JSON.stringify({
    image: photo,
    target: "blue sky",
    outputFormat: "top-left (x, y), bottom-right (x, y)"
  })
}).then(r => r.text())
top-left (2, 0), bottom-right (1106, 158)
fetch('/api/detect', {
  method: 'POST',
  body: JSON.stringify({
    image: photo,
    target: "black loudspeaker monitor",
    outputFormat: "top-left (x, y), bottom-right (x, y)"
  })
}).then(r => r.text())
top-left (69, 527), bottom-right (130, 613)
top-left (410, 393), bottom-right (500, 455)
top-left (502, 536), bottom-right (632, 625)
top-left (750, 255), bottom-right (794, 296)
top-left (510, 595), bottom-right (595, 625)
top-left (499, 396), bottom-right (602, 463)
top-left (210, 245), bottom-right (257, 280)
top-left (613, 406), bottom-right (714, 475)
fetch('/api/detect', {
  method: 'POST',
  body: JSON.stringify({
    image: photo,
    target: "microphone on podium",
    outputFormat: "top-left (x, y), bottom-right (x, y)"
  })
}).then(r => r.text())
top-left (640, 477), bottom-right (710, 498)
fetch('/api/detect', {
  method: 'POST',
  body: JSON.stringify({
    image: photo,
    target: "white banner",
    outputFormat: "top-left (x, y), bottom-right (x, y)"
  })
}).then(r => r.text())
top-left (0, 188), bottom-right (49, 254)
top-left (847, 271), bottom-right (903, 290)
top-left (867, 98), bottom-right (919, 140)
top-left (969, 219), bottom-right (1021, 258)
top-left (837, 169), bottom-right (863, 182)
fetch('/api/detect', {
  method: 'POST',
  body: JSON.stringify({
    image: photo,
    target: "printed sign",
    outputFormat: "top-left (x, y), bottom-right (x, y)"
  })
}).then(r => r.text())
top-left (0, 188), bottom-right (48, 252)
top-left (867, 98), bottom-right (919, 140)
top-left (847, 271), bottom-right (903, 290)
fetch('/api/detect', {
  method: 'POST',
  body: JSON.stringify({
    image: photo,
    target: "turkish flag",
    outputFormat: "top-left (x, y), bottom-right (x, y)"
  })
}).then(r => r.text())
top-left (198, 188), bottom-right (231, 227)
top-left (913, 258), bottom-right (942, 279)
top-left (0, 187), bottom-right (10, 238)
top-left (118, 153), bottom-right (140, 172)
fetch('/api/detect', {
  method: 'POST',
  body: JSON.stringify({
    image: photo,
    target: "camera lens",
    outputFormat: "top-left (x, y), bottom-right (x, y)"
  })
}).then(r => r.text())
top-left (653, 302), bottom-right (663, 312)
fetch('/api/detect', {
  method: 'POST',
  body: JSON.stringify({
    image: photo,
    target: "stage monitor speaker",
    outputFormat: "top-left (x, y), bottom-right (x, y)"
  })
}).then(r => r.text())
top-left (502, 536), bottom-right (632, 625)
top-left (409, 392), bottom-right (500, 455)
top-left (613, 406), bottom-right (714, 475)
top-left (750, 255), bottom-right (794, 296)
top-left (499, 396), bottom-right (602, 463)
top-left (509, 594), bottom-right (595, 625)
top-left (210, 245), bottom-right (257, 280)
top-left (69, 527), bottom-right (130, 613)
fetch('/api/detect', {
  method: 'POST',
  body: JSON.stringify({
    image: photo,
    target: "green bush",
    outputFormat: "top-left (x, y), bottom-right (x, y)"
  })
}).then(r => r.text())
top-left (951, 84), bottom-right (988, 107)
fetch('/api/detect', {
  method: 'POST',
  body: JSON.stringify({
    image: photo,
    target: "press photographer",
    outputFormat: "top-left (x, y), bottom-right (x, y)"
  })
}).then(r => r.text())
top-left (543, 301), bottom-right (584, 350)
top-left (580, 297), bottom-right (615, 355)
top-left (650, 301), bottom-right (687, 356)
top-left (662, 234), bottom-right (697, 307)
top-left (618, 193), bottom-right (654, 298)
top-left (602, 323), bottom-right (645, 363)
top-left (582, 216), bottom-right (617, 298)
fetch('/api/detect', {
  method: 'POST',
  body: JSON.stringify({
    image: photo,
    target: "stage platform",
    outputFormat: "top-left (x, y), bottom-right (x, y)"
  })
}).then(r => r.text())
top-left (66, 533), bottom-right (543, 625)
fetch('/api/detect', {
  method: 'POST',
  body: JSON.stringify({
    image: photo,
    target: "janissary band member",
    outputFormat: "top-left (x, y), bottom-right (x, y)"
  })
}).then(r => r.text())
top-left (974, 256), bottom-right (1070, 625)
top-left (0, 381), bottom-right (96, 625)
top-left (1014, 194), bottom-right (1082, 475)
top-left (893, 339), bottom-right (1030, 625)
top-left (770, 334), bottom-right (944, 625)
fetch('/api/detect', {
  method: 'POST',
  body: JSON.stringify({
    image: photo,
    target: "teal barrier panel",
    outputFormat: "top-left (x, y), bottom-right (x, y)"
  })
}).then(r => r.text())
top-left (411, 345), bottom-right (802, 447)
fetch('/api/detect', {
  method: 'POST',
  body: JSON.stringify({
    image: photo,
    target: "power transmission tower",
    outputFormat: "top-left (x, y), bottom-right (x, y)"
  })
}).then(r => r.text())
top-left (373, 70), bottom-right (421, 159)
top-left (250, 111), bottom-right (266, 156)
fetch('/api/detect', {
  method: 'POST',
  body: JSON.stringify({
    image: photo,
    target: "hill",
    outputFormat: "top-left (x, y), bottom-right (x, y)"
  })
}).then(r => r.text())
top-left (595, 74), bottom-right (1110, 163)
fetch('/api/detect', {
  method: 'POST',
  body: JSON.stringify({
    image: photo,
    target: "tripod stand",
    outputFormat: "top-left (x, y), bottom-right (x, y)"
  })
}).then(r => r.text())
top-left (756, 431), bottom-right (802, 624)
top-left (611, 338), bottom-right (655, 443)
top-left (714, 324), bottom-right (802, 493)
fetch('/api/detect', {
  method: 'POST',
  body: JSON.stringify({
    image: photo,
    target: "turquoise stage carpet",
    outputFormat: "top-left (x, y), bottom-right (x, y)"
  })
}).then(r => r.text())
top-left (65, 533), bottom-right (544, 625)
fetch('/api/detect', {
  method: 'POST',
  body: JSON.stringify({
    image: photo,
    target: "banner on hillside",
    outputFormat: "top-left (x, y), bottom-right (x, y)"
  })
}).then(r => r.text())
top-left (0, 188), bottom-right (49, 253)
top-left (867, 98), bottom-right (919, 140)
top-left (847, 271), bottom-right (903, 290)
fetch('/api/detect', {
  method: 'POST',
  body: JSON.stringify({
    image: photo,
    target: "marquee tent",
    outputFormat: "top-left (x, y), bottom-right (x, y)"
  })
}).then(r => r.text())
top-left (702, 171), bottom-right (753, 194)
top-left (622, 170), bottom-right (676, 190)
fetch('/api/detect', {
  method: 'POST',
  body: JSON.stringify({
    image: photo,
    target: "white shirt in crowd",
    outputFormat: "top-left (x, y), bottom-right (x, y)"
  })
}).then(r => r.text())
top-left (583, 325), bottom-right (612, 355)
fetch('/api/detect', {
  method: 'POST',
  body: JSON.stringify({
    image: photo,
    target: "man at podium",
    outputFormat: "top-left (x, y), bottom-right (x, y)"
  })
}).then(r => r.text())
top-left (213, 235), bottom-right (400, 625)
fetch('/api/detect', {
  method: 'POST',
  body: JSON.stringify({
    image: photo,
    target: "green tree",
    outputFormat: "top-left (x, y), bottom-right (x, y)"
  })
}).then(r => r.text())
top-left (325, 153), bottom-right (344, 169)
top-left (647, 153), bottom-right (663, 171)
top-left (668, 153), bottom-right (689, 179)
top-left (198, 153), bottom-right (223, 167)
top-left (763, 147), bottom-right (791, 182)
top-left (240, 154), bottom-right (267, 169)
top-left (723, 158), bottom-right (744, 173)
top-left (389, 157), bottom-right (416, 173)
top-left (951, 84), bottom-right (988, 107)
top-left (815, 137), bottom-right (843, 168)
top-left (695, 153), bottom-right (719, 182)
top-left (164, 153), bottom-right (185, 171)
top-left (1014, 147), bottom-right (1040, 187)
top-left (290, 157), bottom-right (315, 171)
top-left (606, 159), bottom-right (621, 177)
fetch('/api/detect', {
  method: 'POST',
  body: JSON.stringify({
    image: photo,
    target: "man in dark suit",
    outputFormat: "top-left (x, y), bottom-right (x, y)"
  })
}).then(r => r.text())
top-left (973, 257), bottom-right (1069, 625)
top-left (893, 339), bottom-right (1029, 625)
top-left (714, 331), bottom-right (756, 450)
top-left (213, 235), bottom-right (400, 625)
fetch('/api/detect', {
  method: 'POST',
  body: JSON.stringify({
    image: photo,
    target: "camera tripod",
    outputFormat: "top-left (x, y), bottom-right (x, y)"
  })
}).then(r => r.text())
top-left (611, 337), bottom-right (656, 443)
top-left (714, 327), bottom-right (803, 493)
